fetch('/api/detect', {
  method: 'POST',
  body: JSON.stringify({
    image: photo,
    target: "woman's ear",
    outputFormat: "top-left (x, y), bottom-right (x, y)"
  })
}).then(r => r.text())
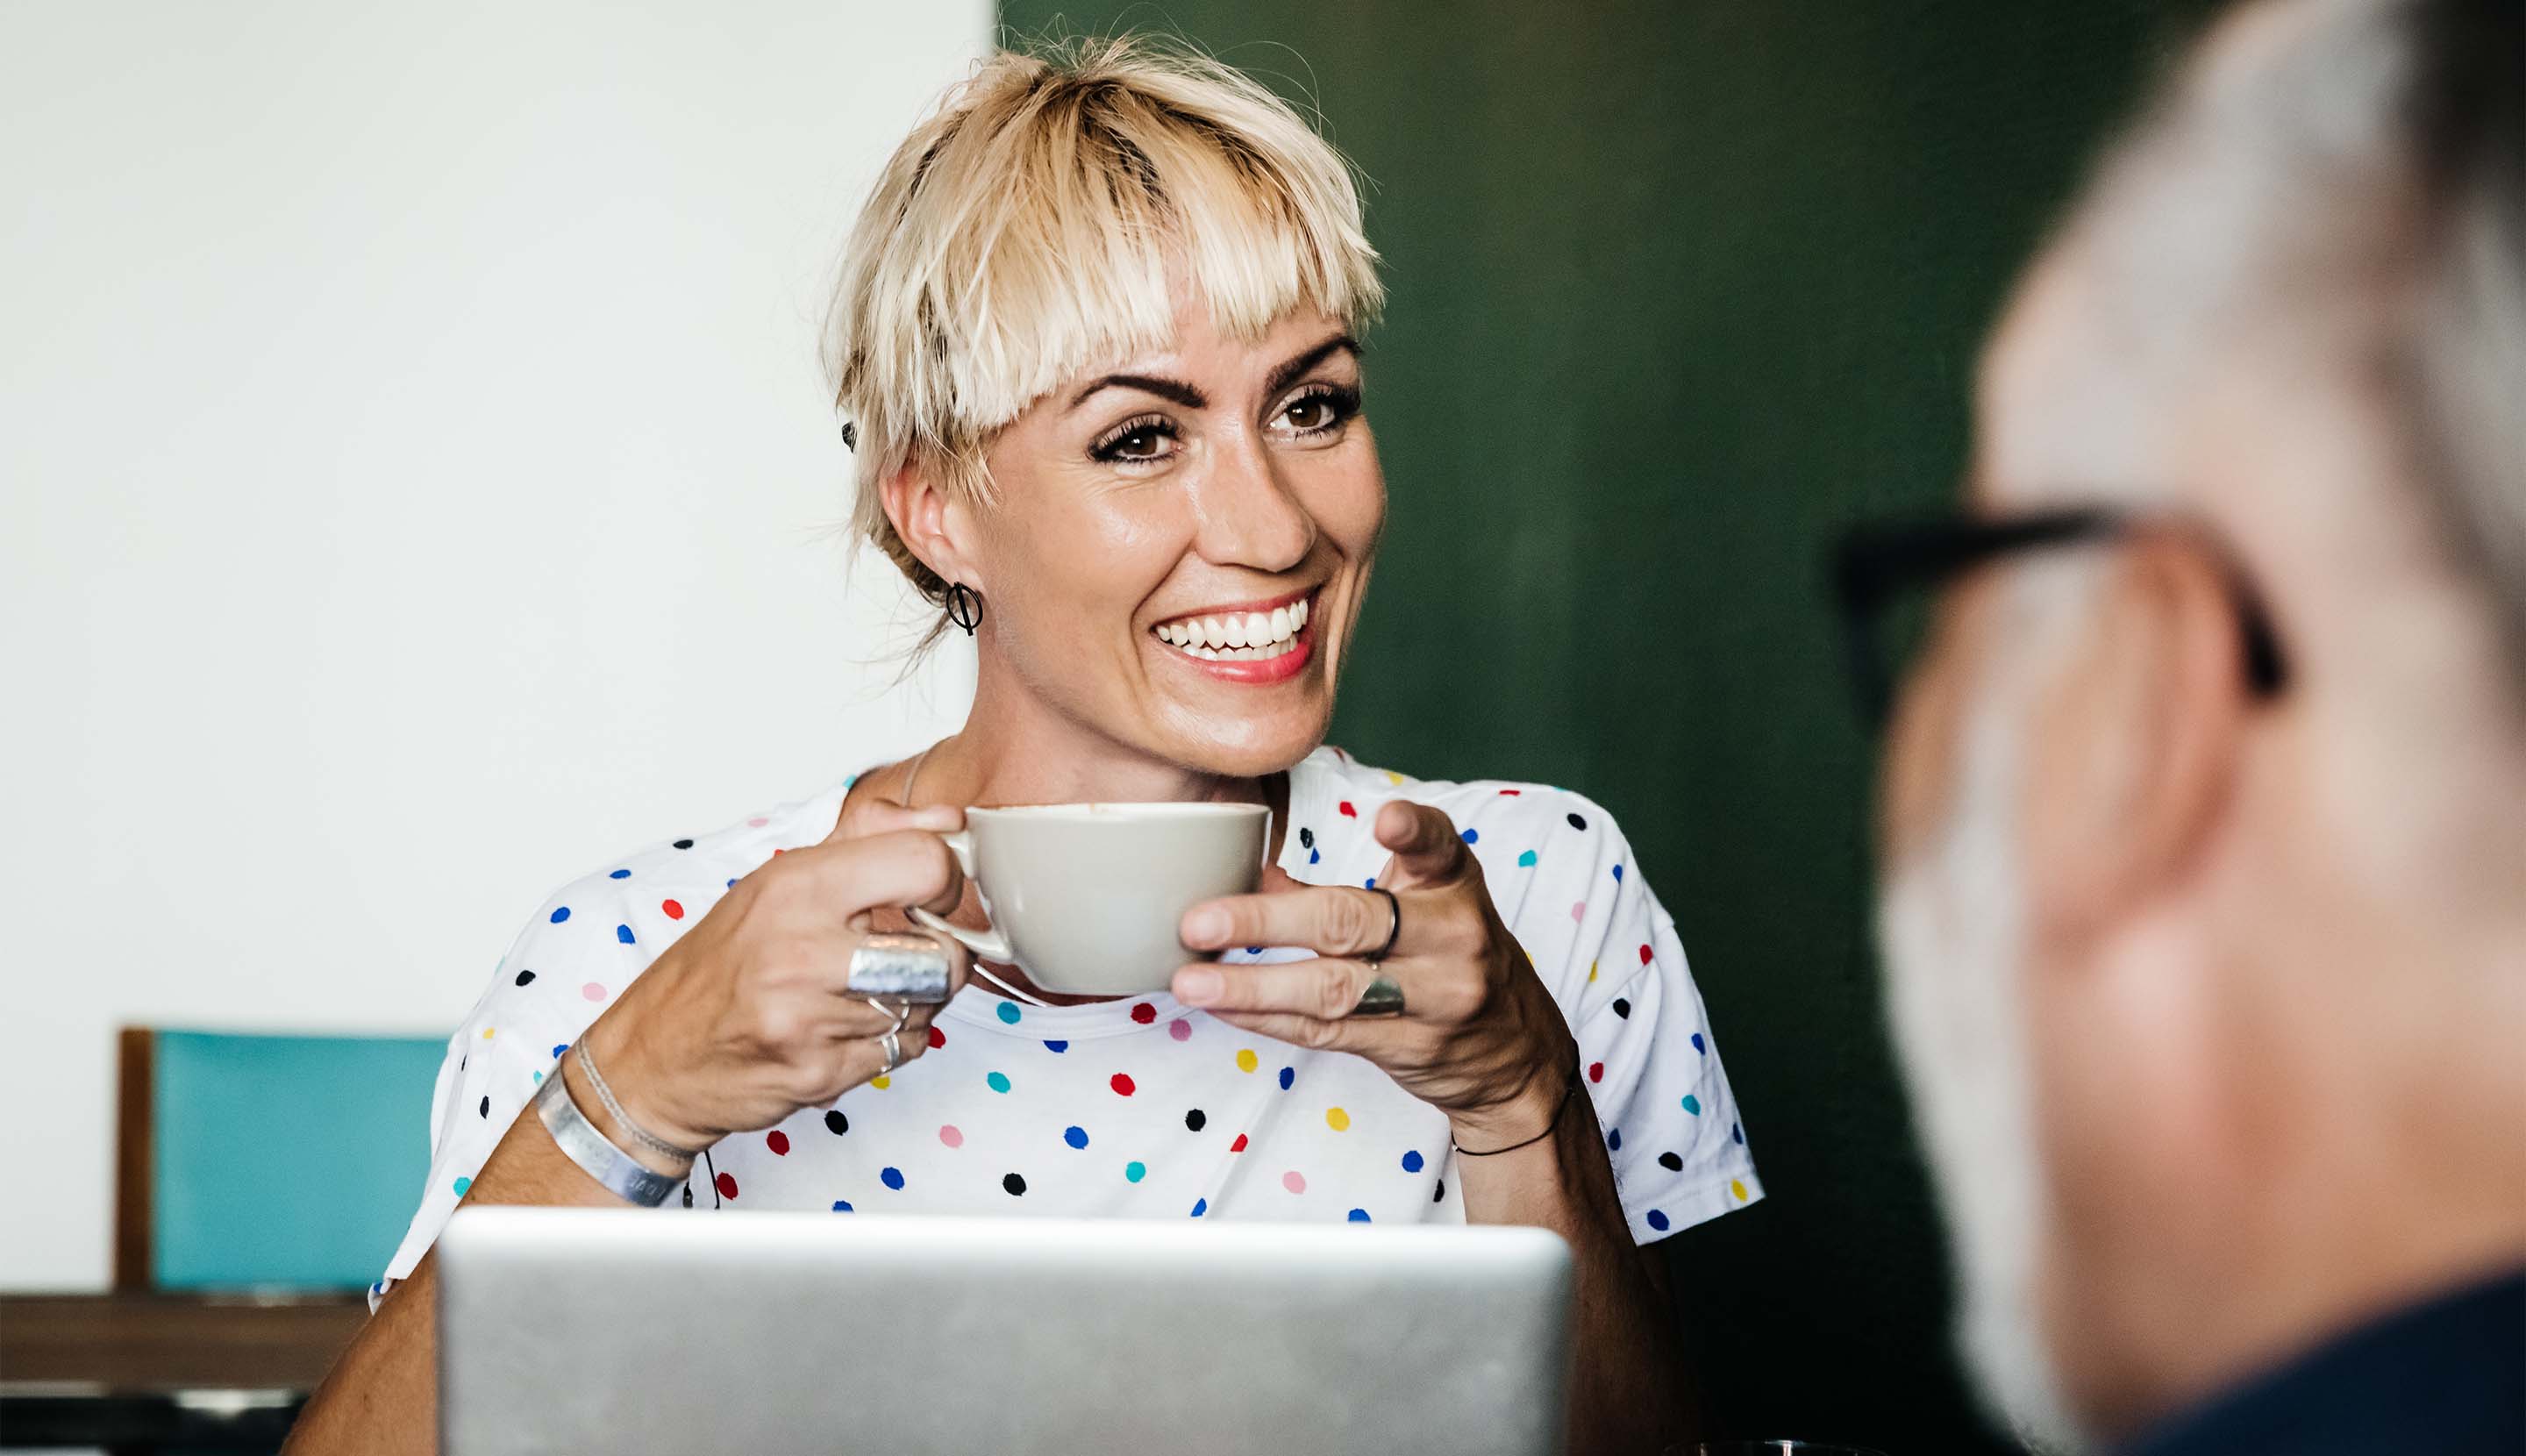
top-left (878, 459), bottom-right (981, 591)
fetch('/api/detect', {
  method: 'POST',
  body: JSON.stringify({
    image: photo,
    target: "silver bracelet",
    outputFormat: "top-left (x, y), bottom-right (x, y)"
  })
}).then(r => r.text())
top-left (533, 1061), bottom-right (687, 1207)
top-left (574, 1036), bottom-right (703, 1160)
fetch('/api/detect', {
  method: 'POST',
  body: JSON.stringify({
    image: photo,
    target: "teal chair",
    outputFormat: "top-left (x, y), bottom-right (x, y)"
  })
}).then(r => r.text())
top-left (115, 1028), bottom-right (447, 1291)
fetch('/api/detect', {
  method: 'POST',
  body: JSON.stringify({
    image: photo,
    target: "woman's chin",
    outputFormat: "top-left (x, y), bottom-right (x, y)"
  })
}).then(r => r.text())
top-left (1154, 706), bottom-right (1332, 782)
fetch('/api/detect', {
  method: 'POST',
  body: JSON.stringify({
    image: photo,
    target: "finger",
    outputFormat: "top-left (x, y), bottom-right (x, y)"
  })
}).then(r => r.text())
top-left (813, 830), bottom-right (967, 917)
top-left (1204, 1008), bottom-right (1351, 1053)
top-left (824, 794), bottom-right (964, 846)
top-left (1180, 883), bottom-right (1399, 960)
top-left (1374, 801), bottom-right (1470, 888)
top-left (1170, 956), bottom-right (1390, 1024)
top-left (822, 927), bottom-right (972, 1005)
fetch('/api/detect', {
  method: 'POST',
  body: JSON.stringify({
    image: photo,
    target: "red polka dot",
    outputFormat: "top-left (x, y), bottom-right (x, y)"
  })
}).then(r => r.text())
top-left (1498, 788), bottom-right (1522, 796)
top-left (928, 1024), bottom-right (945, 1049)
top-left (1588, 1061), bottom-right (1605, 1083)
top-left (1110, 1073), bottom-right (1137, 1096)
top-left (661, 898), bottom-right (684, 920)
top-left (1130, 1002), bottom-right (1157, 1024)
top-left (771, 847), bottom-right (785, 856)
top-left (1338, 801), bottom-right (1358, 817)
top-left (1638, 943), bottom-right (1654, 965)
top-left (767, 1130), bottom-right (789, 1155)
top-left (714, 1172), bottom-right (739, 1200)
top-left (1230, 1132), bottom-right (1249, 1153)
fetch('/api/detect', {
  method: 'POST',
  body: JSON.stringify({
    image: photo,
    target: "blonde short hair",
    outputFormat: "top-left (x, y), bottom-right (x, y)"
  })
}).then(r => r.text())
top-left (825, 36), bottom-right (1385, 607)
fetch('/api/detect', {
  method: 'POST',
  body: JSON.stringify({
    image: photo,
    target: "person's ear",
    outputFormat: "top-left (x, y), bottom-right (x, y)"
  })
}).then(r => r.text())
top-left (878, 460), bottom-right (984, 592)
top-left (2022, 534), bottom-right (2251, 941)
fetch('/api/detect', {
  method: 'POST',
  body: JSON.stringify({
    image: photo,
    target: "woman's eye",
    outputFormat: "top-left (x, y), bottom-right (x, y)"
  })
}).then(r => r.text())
top-left (1090, 416), bottom-right (1177, 465)
top-left (1276, 384), bottom-right (1359, 437)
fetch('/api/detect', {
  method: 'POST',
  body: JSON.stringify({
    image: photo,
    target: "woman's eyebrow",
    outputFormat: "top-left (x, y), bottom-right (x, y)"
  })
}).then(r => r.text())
top-left (1265, 334), bottom-right (1359, 398)
top-left (1069, 373), bottom-right (1208, 410)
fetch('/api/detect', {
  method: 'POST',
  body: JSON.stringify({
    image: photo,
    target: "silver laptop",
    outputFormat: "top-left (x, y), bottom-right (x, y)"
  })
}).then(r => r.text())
top-left (437, 1206), bottom-right (1573, 1456)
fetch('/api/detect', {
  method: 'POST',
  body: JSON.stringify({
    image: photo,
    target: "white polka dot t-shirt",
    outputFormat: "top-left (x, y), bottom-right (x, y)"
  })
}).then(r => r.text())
top-left (377, 746), bottom-right (1761, 1303)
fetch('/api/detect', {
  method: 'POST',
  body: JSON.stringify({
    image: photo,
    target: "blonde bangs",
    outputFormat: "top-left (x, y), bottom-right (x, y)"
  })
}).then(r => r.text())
top-left (830, 37), bottom-right (1383, 600)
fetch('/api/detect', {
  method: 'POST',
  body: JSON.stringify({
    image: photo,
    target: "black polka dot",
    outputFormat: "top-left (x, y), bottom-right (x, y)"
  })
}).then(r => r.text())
top-left (1299, 826), bottom-right (1315, 849)
top-left (478, 1096), bottom-right (489, 1118)
top-left (1432, 1179), bottom-right (1445, 1203)
top-left (1003, 1173), bottom-right (1027, 1196)
top-left (673, 838), bottom-right (695, 850)
top-left (1658, 1151), bottom-right (1683, 1173)
top-left (1185, 1109), bottom-right (1207, 1131)
top-left (514, 969), bottom-right (536, 987)
top-left (824, 1110), bottom-right (849, 1136)
top-left (681, 1184), bottom-right (694, 1208)
top-left (1611, 997), bottom-right (1630, 1019)
top-left (459, 1054), bottom-right (467, 1072)
top-left (1566, 811), bottom-right (1588, 831)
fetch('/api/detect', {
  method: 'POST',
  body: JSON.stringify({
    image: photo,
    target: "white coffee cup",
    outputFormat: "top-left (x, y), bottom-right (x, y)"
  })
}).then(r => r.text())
top-left (908, 803), bottom-right (1270, 997)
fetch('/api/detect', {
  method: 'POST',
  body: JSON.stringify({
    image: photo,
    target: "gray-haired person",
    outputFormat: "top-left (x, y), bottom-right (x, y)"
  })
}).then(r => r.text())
top-left (1845, 0), bottom-right (2522, 1451)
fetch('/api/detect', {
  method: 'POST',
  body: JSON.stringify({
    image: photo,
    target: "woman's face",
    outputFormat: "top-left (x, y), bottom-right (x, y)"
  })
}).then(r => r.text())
top-left (953, 303), bottom-right (1384, 779)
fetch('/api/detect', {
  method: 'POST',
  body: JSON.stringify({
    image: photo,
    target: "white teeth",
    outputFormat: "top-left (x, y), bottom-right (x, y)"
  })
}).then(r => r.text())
top-left (1200, 617), bottom-right (1224, 648)
top-left (1152, 596), bottom-right (1317, 656)
top-left (1295, 597), bottom-right (1309, 632)
top-left (1195, 645), bottom-right (1218, 660)
top-left (1270, 605), bottom-right (1292, 641)
top-left (1222, 615), bottom-right (1247, 648)
top-left (1243, 611), bottom-right (1271, 646)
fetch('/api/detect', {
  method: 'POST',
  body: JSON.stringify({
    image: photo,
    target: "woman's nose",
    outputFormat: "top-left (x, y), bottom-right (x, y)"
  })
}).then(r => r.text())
top-left (1191, 433), bottom-right (1317, 574)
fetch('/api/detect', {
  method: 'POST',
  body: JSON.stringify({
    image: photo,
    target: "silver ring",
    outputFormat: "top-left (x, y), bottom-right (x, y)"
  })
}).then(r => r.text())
top-left (866, 996), bottom-right (911, 1035)
top-left (1351, 972), bottom-right (1406, 1018)
top-left (848, 932), bottom-right (953, 1003)
top-left (878, 1028), bottom-right (903, 1074)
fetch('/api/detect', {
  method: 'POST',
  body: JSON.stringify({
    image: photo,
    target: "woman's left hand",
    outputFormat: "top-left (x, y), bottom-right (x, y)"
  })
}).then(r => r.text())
top-left (1170, 801), bottom-right (1573, 1138)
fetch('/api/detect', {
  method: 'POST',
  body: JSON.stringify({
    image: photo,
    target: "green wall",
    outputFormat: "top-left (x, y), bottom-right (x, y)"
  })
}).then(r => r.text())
top-left (997, 3), bottom-right (2216, 1447)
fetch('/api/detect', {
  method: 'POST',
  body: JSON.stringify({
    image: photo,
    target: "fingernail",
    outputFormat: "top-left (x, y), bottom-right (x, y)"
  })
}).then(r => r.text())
top-left (1182, 906), bottom-right (1229, 947)
top-left (1175, 968), bottom-right (1224, 1005)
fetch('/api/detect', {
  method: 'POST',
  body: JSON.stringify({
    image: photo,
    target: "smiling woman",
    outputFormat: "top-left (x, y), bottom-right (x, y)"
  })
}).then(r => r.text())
top-left (284, 36), bottom-right (1759, 1456)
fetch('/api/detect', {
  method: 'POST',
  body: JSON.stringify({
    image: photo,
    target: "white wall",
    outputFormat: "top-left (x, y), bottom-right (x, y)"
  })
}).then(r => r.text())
top-left (0, 0), bottom-right (989, 1290)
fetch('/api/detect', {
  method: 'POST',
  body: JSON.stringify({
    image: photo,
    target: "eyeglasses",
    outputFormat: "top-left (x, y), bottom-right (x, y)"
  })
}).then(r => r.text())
top-left (1828, 504), bottom-right (2290, 727)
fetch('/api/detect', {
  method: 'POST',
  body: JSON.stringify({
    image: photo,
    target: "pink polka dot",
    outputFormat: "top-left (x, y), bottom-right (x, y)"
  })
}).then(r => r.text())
top-left (748, 817), bottom-right (769, 828)
top-left (1570, 901), bottom-right (1588, 923)
top-left (581, 981), bottom-right (608, 1002)
top-left (1281, 1170), bottom-right (1307, 1194)
top-left (1167, 1018), bottom-right (1193, 1042)
top-left (938, 1124), bottom-right (963, 1148)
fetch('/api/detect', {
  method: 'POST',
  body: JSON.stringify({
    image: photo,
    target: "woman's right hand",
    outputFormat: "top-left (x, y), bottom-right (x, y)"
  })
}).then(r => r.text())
top-left (582, 795), bottom-right (973, 1153)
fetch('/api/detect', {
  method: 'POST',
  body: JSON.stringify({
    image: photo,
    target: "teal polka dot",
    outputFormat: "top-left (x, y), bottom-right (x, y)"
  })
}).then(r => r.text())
top-left (1124, 1160), bottom-right (1146, 1182)
top-left (986, 1071), bottom-right (1012, 1094)
top-left (1516, 849), bottom-right (1538, 867)
top-left (453, 1176), bottom-right (472, 1196)
top-left (995, 1002), bottom-right (1022, 1024)
top-left (1681, 1094), bottom-right (1702, 1116)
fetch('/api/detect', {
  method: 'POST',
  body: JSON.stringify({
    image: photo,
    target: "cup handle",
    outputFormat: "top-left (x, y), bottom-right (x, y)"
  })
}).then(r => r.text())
top-left (908, 829), bottom-right (1016, 963)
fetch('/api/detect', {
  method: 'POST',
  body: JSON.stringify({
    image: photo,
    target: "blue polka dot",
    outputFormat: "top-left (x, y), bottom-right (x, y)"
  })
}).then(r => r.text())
top-left (986, 1071), bottom-right (1011, 1094)
top-left (551, 1044), bottom-right (567, 1060)
top-left (609, 868), bottom-right (630, 880)
top-left (1347, 1208), bottom-right (1371, 1222)
top-left (995, 1002), bottom-right (1022, 1024)
top-left (1364, 876), bottom-right (1376, 889)
top-left (1731, 1123), bottom-right (1744, 1146)
top-left (725, 878), bottom-right (737, 889)
top-left (1690, 1032), bottom-right (1706, 1053)
top-left (1681, 1095), bottom-right (1702, 1116)
top-left (1278, 1066), bottom-right (1295, 1090)
top-left (1401, 1149), bottom-right (1424, 1174)
top-left (1612, 864), bottom-right (1624, 882)
top-left (1064, 1125), bottom-right (1089, 1149)
top-left (1609, 1127), bottom-right (1623, 1151)
top-left (452, 1176), bottom-right (472, 1196)
top-left (549, 906), bottom-right (571, 924)
top-left (1043, 1039), bottom-right (1069, 1053)
top-left (1124, 1160), bottom-right (1146, 1183)
top-left (880, 1167), bottom-right (905, 1190)
top-left (1645, 1209), bottom-right (1670, 1232)
top-left (1190, 1198), bottom-right (1208, 1217)
top-left (1460, 828), bottom-right (1480, 845)
top-left (615, 924), bottom-right (636, 945)
top-left (1309, 849), bottom-right (1320, 864)
top-left (1245, 946), bottom-right (1263, 955)
top-left (831, 1200), bottom-right (854, 1212)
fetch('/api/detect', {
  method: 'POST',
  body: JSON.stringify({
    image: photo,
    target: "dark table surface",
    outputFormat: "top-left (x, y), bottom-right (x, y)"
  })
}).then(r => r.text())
top-left (0, 1290), bottom-right (367, 1450)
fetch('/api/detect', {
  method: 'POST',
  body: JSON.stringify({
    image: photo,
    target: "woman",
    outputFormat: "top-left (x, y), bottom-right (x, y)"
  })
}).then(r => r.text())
top-left (289, 37), bottom-right (1759, 1456)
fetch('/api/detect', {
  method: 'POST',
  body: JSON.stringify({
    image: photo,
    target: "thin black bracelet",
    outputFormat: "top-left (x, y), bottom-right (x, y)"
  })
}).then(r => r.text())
top-left (1450, 1054), bottom-right (1582, 1157)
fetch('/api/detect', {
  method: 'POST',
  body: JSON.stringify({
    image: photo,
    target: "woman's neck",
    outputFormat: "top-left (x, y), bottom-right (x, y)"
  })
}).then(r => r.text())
top-left (917, 660), bottom-right (1272, 810)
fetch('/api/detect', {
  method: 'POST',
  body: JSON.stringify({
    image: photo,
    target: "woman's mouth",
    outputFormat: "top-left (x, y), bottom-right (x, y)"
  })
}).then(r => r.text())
top-left (1148, 591), bottom-right (1317, 682)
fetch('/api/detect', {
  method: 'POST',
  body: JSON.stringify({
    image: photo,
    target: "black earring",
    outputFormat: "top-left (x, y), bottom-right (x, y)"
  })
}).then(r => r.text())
top-left (944, 582), bottom-right (982, 635)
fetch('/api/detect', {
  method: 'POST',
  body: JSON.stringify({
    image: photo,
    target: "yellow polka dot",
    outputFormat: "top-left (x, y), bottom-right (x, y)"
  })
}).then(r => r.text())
top-left (1384, 770), bottom-right (1403, 786)
top-left (1326, 1107), bottom-right (1351, 1131)
top-left (482, 1026), bottom-right (496, 1039)
top-left (871, 1075), bottom-right (891, 1090)
top-left (1588, 960), bottom-right (1598, 982)
top-left (1730, 1179), bottom-right (1749, 1202)
top-left (1235, 1049), bottom-right (1259, 1074)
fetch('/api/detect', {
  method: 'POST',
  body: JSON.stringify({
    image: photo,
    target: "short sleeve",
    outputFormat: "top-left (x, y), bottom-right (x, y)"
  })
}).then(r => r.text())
top-left (370, 882), bottom-right (667, 1308)
top-left (1451, 788), bottom-right (1763, 1244)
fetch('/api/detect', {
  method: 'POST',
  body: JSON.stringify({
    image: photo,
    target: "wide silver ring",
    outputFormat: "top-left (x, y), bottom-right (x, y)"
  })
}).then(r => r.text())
top-left (1351, 973), bottom-right (1406, 1018)
top-left (848, 932), bottom-right (953, 1003)
top-left (878, 1028), bottom-right (903, 1074)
